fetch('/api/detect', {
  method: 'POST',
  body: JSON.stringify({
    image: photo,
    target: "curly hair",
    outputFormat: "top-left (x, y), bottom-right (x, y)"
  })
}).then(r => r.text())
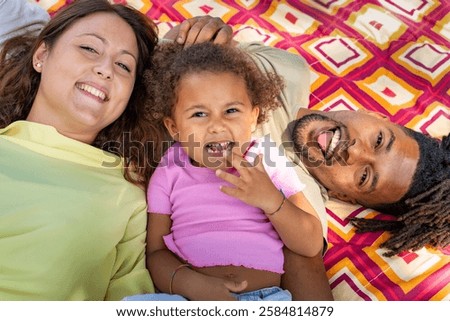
top-left (0, 0), bottom-right (159, 186)
top-left (142, 41), bottom-right (285, 184)
top-left (351, 131), bottom-right (450, 256)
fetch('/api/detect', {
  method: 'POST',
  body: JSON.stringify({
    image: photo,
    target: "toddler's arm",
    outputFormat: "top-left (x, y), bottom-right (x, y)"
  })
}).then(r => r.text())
top-left (217, 153), bottom-right (323, 257)
top-left (147, 213), bottom-right (246, 300)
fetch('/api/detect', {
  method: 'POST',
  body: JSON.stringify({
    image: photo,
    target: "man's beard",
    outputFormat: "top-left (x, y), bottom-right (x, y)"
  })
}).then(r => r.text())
top-left (292, 113), bottom-right (349, 167)
top-left (292, 113), bottom-right (333, 161)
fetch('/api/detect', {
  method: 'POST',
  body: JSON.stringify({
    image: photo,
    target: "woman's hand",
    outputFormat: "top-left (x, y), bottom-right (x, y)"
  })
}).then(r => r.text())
top-left (163, 15), bottom-right (235, 46)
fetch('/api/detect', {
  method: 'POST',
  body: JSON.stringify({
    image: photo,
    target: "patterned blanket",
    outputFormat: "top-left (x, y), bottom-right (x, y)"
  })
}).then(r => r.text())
top-left (35, 0), bottom-right (450, 301)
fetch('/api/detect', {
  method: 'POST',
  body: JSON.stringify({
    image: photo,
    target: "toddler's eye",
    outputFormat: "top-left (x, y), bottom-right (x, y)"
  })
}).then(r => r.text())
top-left (192, 112), bottom-right (207, 117)
top-left (116, 62), bottom-right (131, 72)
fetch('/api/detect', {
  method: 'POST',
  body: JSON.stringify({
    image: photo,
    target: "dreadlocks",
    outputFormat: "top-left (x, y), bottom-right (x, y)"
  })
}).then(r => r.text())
top-left (351, 131), bottom-right (450, 257)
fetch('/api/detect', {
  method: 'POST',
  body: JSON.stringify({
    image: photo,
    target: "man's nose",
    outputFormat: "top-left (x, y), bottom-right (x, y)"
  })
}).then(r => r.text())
top-left (345, 139), bottom-right (373, 165)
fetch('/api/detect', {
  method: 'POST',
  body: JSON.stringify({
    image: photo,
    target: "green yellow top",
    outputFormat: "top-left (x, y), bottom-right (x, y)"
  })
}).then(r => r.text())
top-left (0, 121), bottom-right (154, 300)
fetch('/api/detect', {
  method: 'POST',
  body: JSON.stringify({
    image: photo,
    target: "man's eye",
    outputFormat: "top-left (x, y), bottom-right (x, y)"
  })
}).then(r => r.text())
top-left (375, 132), bottom-right (383, 148)
top-left (359, 168), bottom-right (368, 186)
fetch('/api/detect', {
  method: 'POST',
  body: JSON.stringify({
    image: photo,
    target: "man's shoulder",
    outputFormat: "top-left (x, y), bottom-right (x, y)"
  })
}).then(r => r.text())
top-left (0, 0), bottom-right (49, 45)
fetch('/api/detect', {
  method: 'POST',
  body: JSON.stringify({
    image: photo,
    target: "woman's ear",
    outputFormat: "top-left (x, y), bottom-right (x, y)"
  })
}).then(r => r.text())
top-left (163, 117), bottom-right (179, 141)
top-left (32, 42), bottom-right (49, 73)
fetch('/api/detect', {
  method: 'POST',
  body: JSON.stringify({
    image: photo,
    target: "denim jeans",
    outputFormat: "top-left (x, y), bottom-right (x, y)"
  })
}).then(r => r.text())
top-left (122, 286), bottom-right (291, 301)
top-left (232, 286), bottom-right (291, 301)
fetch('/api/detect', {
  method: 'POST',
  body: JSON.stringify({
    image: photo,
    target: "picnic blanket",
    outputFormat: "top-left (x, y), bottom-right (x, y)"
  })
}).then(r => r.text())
top-left (35, 0), bottom-right (450, 301)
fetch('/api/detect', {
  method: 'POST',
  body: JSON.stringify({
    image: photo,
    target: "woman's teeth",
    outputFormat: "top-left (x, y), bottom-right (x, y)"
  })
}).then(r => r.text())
top-left (77, 84), bottom-right (107, 101)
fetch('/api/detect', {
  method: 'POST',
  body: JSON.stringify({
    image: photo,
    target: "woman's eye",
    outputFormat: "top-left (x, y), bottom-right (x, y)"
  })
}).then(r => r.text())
top-left (359, 168), bottom-right (368, 186)
top-left (80, 46), bottom-right (97, 54)
top-left (116, 62), bottom-right (131, 72)
top-left (375, 132), bottom-right (383, 148)
top-left (226, 108), bottom-right (238, 114)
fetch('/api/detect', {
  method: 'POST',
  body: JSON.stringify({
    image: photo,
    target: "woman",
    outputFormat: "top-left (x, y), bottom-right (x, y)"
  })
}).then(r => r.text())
top-left (0, 0), bottom-right (232, 300)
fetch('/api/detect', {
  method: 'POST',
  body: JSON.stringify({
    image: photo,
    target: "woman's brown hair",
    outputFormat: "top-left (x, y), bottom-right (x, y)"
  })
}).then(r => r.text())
top-left (0, 0), bottom-right (159, 186)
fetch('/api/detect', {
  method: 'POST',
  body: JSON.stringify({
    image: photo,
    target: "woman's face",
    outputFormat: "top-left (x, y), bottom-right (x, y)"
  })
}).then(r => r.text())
top-left (29, 12), bottom-right (139, 143)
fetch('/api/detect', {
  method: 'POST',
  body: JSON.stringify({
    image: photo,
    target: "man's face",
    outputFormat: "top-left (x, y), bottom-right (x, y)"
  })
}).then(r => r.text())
top-left (293, 109), bottom-right (420, 207)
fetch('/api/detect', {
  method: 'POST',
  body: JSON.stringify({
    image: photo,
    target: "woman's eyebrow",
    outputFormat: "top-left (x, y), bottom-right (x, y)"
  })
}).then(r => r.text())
top-left (79, 33), bottom-right (137, 62)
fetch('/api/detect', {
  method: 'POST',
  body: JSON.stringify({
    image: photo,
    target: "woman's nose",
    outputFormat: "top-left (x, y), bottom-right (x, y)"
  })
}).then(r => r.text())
top-left (94, 59), bottom-right (113, 80)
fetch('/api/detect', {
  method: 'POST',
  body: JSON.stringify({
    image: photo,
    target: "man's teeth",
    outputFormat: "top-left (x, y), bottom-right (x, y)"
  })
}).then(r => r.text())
top-left (78, 84), bottom-right (107, 101)
top-left (326, 129), bottom-right (341, 157)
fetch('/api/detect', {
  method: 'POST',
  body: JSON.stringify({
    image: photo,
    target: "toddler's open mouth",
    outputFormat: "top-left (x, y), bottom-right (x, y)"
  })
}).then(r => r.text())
top-left (205, 141), bottom-right (235, 157)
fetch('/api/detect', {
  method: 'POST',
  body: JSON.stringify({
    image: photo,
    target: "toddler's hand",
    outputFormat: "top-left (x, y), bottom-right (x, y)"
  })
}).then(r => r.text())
top-left (189, 273), bottom-right (248, 301)
top-left (216, 153), bottom-right (284, 214)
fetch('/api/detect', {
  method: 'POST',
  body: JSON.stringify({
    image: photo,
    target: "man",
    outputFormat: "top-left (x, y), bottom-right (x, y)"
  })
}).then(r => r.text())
top-left (292, 108), bottom-right (449, 257)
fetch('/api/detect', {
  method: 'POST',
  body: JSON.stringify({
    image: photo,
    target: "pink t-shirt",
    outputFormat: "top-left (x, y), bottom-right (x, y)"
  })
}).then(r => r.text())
top-left (147, 137), bottom-right (305, 273)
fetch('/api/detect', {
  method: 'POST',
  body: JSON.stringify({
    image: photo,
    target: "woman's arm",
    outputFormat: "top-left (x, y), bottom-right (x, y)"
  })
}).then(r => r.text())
top-left (105, 202), bottom-right (154, 300)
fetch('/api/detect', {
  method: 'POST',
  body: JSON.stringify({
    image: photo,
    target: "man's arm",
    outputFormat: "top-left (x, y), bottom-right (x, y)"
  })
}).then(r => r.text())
top-left (240, 42), bottom-right (333, 300)
top-left (0, 0), bottom-right (49, 45)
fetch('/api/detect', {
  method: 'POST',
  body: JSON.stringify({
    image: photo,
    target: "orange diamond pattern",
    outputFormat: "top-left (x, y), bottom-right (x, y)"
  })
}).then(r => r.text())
top-left (32, 0), bottom-right (449, 301)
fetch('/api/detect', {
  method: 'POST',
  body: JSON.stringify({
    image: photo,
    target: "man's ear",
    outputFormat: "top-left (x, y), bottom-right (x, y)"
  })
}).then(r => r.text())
top-left (328, 190), bottom-right (358, 204)
top-left (32, 42), bottom-right (49, 73)
top-left (163, 117), bottom-right (179, 141)
top-left (357, 109), bottom-right (388, 121)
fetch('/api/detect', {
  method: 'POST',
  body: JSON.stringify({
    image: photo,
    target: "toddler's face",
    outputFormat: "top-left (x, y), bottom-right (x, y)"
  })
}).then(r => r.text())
top-left (164, 71), bottom-right (259, 170)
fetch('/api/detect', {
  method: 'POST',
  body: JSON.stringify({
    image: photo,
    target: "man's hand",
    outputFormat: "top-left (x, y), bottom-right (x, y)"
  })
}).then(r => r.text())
top-left (164, 15), bottom-right (235, 46)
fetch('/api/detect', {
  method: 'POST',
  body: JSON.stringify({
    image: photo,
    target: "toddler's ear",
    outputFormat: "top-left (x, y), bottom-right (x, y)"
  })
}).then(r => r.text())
top-left (163, 117), bottom-right (179, 140)
top-left (251, 106), bottom-right (260, 132)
